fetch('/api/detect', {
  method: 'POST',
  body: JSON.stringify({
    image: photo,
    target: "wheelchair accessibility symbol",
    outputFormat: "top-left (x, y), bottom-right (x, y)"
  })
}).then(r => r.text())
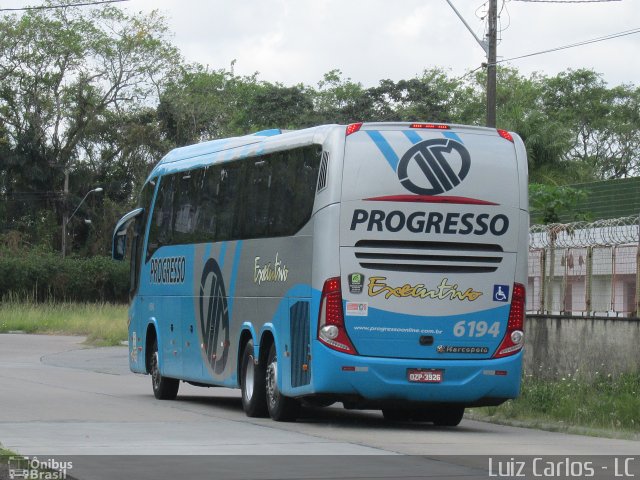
top-left (493, 284), bottom-right (510, 302)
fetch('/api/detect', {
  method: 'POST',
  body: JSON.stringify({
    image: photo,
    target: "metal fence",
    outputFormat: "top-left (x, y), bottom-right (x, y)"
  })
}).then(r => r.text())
top-left (528, 215), bottom-right (640, 318)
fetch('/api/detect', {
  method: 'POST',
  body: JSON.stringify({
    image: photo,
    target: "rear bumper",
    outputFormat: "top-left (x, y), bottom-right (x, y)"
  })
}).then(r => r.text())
top-left (309, 345), bottom-right (522, 406)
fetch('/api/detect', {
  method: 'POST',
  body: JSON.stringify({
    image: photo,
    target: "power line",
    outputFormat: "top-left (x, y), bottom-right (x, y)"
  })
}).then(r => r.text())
top-left (490, 27), bottom-right (640, 65)
top-left (0, 0), bottom-right (128, 12)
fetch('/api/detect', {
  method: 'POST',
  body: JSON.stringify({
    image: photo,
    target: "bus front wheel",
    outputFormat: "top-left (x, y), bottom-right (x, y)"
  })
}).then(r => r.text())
top-left (150, 339), bottom-right (179, 400)
top-left (240, 339), bottom-right (268, 417)
top-left (265, 344), bottom-right (300, 422)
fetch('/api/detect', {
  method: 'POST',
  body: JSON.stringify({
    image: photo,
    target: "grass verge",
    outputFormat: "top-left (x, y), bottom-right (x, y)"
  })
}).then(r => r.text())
top-left (0, 300), bottom-right (128, 346)
top-left (468, 373), bottom-right (640, 438)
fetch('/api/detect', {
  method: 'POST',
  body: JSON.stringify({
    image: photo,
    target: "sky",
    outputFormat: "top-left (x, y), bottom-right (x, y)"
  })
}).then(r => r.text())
top-left (5, 0), bottom-right (640, 87)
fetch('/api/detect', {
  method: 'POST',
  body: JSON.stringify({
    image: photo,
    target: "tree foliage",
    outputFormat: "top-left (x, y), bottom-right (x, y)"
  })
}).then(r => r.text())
top-left (529, 183), bottom-right (588, 224)
top-left (0, 2), bottom-right (638, 256)
top-left (0, 3), bottom-right (178, 251)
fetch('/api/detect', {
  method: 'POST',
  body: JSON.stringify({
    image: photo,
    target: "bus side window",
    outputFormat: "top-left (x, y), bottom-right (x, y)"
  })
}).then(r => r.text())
top-left (268, 147), bottom-right (320, 236)
top-left (216, 162), bottom-right (244, 241)
top-left (196, 167), bottom-right (217, 240)
top-left (268, 151), bottom-right (294, 236)
top-left (242, 158), bottom-right (272, 239)
top-left (173, 169), bottom-right (202, 244)
top-left (147, 176), bottom-right (175, 260)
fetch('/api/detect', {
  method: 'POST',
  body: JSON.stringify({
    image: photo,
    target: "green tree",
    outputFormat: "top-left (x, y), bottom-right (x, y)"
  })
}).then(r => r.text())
top-left (0, 3), bottom-right (179, 251)
top-left (311, 69), bottom-right (374, 124)
top-left (157, 65), bottom-right (244, 145)
top-left (540, 69), bottom-right (639, 180)
top-left (529, 183), bottom-right (588, 224)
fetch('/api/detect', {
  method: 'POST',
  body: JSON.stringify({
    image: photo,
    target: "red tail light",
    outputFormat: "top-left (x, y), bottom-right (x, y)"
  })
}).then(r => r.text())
top-left (410, 123), bottom-right (450, 130)
top-left (346, 122), bottom-right (363, 136)
top-left (317, 277), bottom-right (357, 355)
top-left (492, 283), bottom-right (525, 358)
top-left (497, 129), bottom-right (514, 142)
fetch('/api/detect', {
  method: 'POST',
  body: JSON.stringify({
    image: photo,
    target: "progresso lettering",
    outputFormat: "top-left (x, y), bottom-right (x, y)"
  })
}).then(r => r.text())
top-left (150, 256), bottom-right (186, 284)
top-left (350, 209), bottom-right (509, 236)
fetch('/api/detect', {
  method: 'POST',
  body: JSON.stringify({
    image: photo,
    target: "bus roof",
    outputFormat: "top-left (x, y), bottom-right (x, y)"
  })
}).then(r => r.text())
top-left (148, 122), bottom-right (512, 180)
top-left (149, 124), bottom-right (337, 179)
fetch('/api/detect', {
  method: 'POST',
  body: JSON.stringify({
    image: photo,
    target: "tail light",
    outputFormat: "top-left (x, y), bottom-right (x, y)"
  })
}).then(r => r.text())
top-left (497, 129), bottom-right (514, 142)
top-left (317, 277), bottom-right (357, 355)
top-left (492, 283), bottom-right (525, 358)
top-left (410, 123), bottom-right (450, 130)
top-left (346, 123), bottom-right (363, 136)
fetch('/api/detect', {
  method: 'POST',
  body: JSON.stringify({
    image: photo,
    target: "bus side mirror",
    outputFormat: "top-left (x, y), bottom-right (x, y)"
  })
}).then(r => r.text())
top-left (112, 207), bottom-right (144, 261)
top-left (113, 233), bottom-right (127, 261)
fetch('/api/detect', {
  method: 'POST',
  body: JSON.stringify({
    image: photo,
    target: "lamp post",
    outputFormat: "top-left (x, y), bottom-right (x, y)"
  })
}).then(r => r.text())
top-left (62, 187), bottom-right (103, 258)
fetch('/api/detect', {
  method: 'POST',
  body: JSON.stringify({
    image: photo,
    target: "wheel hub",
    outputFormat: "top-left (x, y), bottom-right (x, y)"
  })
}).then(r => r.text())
top-left (244, 357), bottom-right (254, 401)
top-left (266, 360), bottom-right (277, 407)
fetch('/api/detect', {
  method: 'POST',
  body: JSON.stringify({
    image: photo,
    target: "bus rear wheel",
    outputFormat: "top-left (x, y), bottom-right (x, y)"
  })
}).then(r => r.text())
top-left (149, 339), bottom-right (179, 400)
top-left (265, 344), bottom-right (299, 422)
top-left (240, 339), bottom-right (268, 417)
top-left (432, 406), bottom-right (465, 427)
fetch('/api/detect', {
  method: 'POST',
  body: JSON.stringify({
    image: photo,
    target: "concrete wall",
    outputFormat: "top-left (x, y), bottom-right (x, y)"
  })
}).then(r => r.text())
top-left (524, 316), bottom-right (640, 378)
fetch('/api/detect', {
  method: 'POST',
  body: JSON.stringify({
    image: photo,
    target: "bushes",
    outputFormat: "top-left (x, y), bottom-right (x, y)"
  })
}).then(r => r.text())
top-left (0, 250), bottom-right (130, 303)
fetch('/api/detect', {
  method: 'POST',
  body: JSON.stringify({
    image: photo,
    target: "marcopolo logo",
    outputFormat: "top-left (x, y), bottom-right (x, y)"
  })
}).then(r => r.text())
top-left (397, 138), bottom-right (471, 195)
top-left (198, 258), bottom-right (229, 375)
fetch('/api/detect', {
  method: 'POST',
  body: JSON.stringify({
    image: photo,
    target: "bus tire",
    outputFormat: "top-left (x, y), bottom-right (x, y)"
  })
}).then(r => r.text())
top-left (433, 406), bottom-right (465, 427)
top-left (240, 339), bottom-right (268, 417)
top-left (265, 344), bottom-right (299, 422)
top-left (150, 339), bottom-right (179, 400)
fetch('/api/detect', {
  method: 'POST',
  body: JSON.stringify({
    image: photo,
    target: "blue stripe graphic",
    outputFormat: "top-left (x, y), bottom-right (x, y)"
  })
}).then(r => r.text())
top-left (227, 241), bottom-right (243, 317)
top-left (444, 131), bottom-right (463, 143)
top-left (202, 243), bottom-right (212, 268)
top-left (366, 131), bottom-right (399, 171)
top-left (218, 242), bottom-right (227, 268)
top-left (403, 130), bottom-right (422, 144)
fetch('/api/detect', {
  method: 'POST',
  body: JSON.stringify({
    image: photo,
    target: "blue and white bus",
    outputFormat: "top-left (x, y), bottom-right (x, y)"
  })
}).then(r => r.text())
top-left (113, 122), bottom-right (528, 425)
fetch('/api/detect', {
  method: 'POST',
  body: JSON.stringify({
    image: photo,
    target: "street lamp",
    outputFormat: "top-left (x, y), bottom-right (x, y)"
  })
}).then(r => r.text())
top-left (62, 187), bottom-right (103, 257)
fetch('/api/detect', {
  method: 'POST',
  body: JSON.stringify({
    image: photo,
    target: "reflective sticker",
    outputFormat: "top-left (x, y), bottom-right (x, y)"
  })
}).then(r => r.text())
top-left (131, 331), bottom-right (138, 363)
top-left (345, 302), bottom-right (369, 316)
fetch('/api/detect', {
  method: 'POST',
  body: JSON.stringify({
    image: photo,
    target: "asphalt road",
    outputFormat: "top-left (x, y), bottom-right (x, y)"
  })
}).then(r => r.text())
top-left (0, 334), bottom-right (638, 480)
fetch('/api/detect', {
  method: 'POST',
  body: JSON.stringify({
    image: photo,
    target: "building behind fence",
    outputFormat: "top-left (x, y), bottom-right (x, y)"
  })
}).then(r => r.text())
top-left (527, 215), bottom-right (640, 318)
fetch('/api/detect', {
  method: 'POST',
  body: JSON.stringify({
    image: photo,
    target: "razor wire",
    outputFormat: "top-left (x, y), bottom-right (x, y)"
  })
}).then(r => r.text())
top-left (530, 215), bottom-right (640, 248)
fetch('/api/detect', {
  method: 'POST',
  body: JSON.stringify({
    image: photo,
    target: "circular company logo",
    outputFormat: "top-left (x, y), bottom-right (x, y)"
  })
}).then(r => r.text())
top-left (199, 258), bottom-right (230, 375)
top-left (397, 138), bottom-right (471, 195)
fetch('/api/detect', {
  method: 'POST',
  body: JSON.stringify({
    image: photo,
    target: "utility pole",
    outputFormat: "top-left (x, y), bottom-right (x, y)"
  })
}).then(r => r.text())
top-left (445, 0), bottom-right (498, 128)
top-left (486, 0), bottom-right (498, 128)
top-left (61, 170), bottom-right (69, 258)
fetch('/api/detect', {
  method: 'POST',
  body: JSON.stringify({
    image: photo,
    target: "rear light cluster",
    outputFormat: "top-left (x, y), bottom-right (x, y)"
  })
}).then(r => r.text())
top-left (345, 123), bottom-right (363, 136)
top-left (410, 123), bottom-right (450, 130)
top-left (492, 282), bottom-right (525, 358)
top-left (317, 277), bottom-right (357, 355)
top-left (497, 129), bottom-right (514, 142)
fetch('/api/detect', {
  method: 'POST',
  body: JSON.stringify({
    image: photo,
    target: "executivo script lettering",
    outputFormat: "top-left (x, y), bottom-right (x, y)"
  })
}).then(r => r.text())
top-left (367, 276), bottom-right (483, 302)
top-left (254, 253), bottom-right (289, 285)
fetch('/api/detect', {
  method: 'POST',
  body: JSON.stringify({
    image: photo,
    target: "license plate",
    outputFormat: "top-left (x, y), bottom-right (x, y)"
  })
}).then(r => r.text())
top-left (407, 369), bottom-right (443, 383)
